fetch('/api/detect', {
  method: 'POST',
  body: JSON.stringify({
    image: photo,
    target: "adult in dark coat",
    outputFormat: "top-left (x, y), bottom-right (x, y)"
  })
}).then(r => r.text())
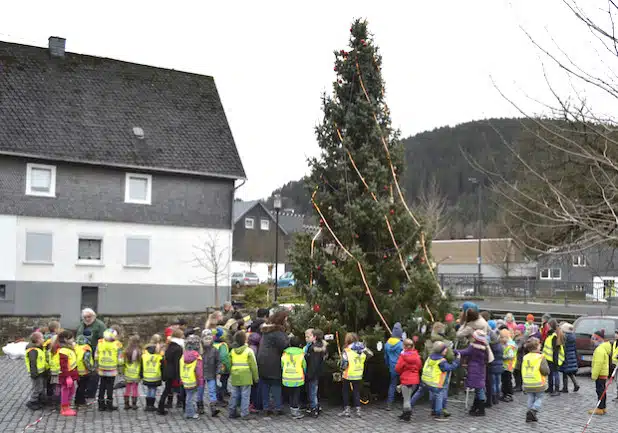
top-left (560, 323), bottom-right (579, 392)
top-left (256, 311), bottom-right (289, 414)
top-left (157, 330), bottom-right (184, 415)
top-left (75, 308), bottom-right (106, 398)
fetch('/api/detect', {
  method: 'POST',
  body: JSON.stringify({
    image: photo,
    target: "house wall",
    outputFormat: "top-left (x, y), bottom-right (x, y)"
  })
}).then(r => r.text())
top-left (437, 263), bottom-right (536, 278)
top-left (0, 155), bottom-right (234, 229)
top-left (537, 245), bottom-right (618, 283)
top-left (232, 205), bottom-right (286, 264)
top-left (0, 215), bottom-right (231, 327)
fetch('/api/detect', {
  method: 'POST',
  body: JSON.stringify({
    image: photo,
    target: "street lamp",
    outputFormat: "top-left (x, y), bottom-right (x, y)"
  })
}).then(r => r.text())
top-left (273, 194), bottom-right (282, 303)
top-left (468, 177), bottom-right (483, 295)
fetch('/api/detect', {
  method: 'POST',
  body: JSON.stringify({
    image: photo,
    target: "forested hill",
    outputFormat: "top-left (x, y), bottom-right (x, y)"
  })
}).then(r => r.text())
top-left (263, 118), bottom-right (525, 236)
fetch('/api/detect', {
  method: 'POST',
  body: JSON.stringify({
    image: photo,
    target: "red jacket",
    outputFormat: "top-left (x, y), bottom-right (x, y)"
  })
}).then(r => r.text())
top-left (59, 349), bottom-right (79, 384)
top-left (395, 349), bottom-right (421, 385)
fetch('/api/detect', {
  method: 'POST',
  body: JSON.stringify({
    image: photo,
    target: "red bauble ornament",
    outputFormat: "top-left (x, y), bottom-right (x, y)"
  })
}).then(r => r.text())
top-left (313, 304), bottom-right (321, 313)
top-left (383, 254), bottom-right (388, 259)
top-left (350, 27), bottom-right (353, 32)
top-left (361, 39), bottom-right (367, 46)
top-left (340, 49), bottom-right (345, 55)
top-left (389, 209), bottom-right (395, 215)
top-left (319, 219), bottom-right (324, 226)
top-left (383, 185), bottom-right (389, 191)
top-left (355, 234), bottom-right (359, 239)
top-left (334, 66), bottom-right (338, 72)
top-left (412, 335), bottom-right (419, 343)
top-left (331, 260), bottom-right (337, 265)
top-left (317, 265), bottom-right (321, 271)
top-left (388, 289), bottom-right (393, 294)
top-left (338, 79), bottom-right (342, 84)
top-left (445, 313), bottom-right (454, 324)
top-left (420, 257), bottom-right (425, 264)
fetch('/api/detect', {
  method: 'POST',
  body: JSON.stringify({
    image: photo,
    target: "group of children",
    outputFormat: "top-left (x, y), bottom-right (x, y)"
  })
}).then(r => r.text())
top-left (23, 305), bottom-right (618, 424)
top-left (23, 312), bottom-right (329, 421)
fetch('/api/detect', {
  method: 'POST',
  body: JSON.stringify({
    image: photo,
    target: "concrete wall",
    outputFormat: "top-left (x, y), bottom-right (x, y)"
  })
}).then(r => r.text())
top-left (437, 263), bottom-right (536, 278)
top-left (0, 281), bottom-right (225, 329)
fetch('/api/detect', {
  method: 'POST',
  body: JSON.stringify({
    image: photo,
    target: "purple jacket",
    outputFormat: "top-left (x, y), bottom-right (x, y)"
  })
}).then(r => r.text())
top-left (457, 343), bottom-right (489, 389)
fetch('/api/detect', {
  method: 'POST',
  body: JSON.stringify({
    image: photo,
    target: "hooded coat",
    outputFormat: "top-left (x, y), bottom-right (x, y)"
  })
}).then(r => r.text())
top-left (456, 317), bottom-right (490, 340)
top-left (305, 340), bottom-right (327, 381)
top-left (457, 343), bottom-right (490, 389)
top-left (182, 349), bottom-right (204, 388)
top-left (162, 339), bottom-right (183, 382)
top-left (257, 323), bottom-right (289, 380)
top-left (489, 335), bottom-right (504, 375)
top-left (384, 337), bottom-right (403, 375)
top-left (394, 348), bottom-right (421, 385)
top-left (560, 331), bottom-right (578, 374)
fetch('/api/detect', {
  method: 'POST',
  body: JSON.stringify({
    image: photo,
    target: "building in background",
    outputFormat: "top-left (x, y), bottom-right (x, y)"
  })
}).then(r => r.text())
top-left (0, 37), bottom-right (245, 327)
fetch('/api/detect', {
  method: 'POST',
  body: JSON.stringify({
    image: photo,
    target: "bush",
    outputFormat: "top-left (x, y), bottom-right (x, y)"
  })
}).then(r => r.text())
top-left (243, 284), bottom-right (269, 309)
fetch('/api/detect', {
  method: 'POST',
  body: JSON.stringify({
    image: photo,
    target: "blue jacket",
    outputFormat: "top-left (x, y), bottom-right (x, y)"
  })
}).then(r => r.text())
top-left (560, 332), bottom-right (578, 373)
top-left (489, 342), bottom-right (504, 375)
top-left (384, 337), bottom-right (403, 375)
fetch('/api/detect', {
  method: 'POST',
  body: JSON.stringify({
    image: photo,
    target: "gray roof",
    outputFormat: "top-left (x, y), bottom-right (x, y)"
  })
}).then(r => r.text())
top-left (0, 40), bottom-right (245, 179)
top-left (274, 212), bottom-right (305, 233)
top-left (233, 201), bottom-right (287, 235)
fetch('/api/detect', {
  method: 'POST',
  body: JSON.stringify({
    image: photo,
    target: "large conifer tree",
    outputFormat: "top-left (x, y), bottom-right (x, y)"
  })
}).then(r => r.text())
top-left (290, 19), bottom-right (449, 332)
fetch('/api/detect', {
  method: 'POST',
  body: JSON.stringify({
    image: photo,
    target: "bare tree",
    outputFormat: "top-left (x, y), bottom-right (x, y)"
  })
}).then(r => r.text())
top-left (193, 232), bottom-right (231, 307)
top-left (414, 176), bottom-right (450, 239)
top-left (464, 1), bottom-right (618, 257)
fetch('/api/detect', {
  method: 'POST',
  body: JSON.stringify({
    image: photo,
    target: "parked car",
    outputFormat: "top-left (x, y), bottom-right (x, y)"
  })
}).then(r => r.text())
top-left (573, 315), bottom-right (618, 367)
top-left (231, 271), bottom-right (259, 287)
top-left (277, 271), bottom-right (296, 288)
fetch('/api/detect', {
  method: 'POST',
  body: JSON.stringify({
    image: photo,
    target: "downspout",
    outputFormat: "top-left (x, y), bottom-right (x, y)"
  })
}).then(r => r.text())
top-left (228, 179), bottom-right (246, 305)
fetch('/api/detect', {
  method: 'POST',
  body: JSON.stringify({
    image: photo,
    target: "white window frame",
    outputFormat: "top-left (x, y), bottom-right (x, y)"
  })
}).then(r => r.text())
top-left (540, 268), bottom-right (562, 280)
top-left (25, 163), bottom-right (56, 197)
top-left (124, 235), bottom-right (151, 268)
top-left (124, 173), bottom-right (152, 205)
top-left (245, 218), bottom-right (255, 229)
top-left (572, 255), bottom-right (587, 267)
top-left (24, 231), bottom-right (54, 265)
top-left (76, 235), bottom-right (104, 266)
top-left (260, 219), bottom-right (270, 231)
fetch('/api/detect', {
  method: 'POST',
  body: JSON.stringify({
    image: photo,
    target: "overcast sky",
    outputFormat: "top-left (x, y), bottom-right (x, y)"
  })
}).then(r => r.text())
top-left (1, 0), bottom-right (612, 201)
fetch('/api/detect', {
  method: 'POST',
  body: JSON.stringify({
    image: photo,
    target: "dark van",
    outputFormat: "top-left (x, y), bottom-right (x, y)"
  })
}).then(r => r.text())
top-left (573, 316), bottom-right (618, 367)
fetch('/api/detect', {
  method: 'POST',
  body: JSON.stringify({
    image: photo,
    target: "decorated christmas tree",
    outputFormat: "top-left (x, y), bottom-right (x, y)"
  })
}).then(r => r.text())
top-left (289, 19), bottom-right (451, 336)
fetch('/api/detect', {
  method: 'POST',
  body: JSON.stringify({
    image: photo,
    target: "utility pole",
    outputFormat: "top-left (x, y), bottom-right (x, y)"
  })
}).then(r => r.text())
top-left (469, 177), bottom-right (483, 295)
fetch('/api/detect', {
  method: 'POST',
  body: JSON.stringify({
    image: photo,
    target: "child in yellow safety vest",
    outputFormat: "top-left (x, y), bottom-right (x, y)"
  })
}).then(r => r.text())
top-left (542, 319), bottom-right (565, 396)
top-left (338, 333), bottom-right (373, 418)
top-left (181, 335), bottom-right (204, 420)
top-left (123, 335), bottom-right (142, 411)
top-left (522, 337), bottom-right (549, 422)
top-left (500, 329), bottom-right (517, 402)
top-left (228, 331), bottom-right (258, 419)
top-left (25, 331), bottom-right (47, 411)
top-left (43, 320), bottom-right (61, 406)
top-left (54, 330), bottom-right (79, 417)
top-left (142, 334), bottom-right (164, 412)
top-left (408, 341), bottom-right (460, 422)
top-left (214, 327), bottom-right (231, 404)
top-left (589, 329), bottom-right (613, 416)
top-left (282, 336), bottom-right (307, 420)
top-left (95, 328), bottom-right (123, 412)
top-left (74, 334), bottom-right (94, 406)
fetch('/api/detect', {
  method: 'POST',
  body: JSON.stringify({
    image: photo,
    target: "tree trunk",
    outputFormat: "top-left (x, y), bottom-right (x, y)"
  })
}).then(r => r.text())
top-left (214, 278), bottom-right (219, 308)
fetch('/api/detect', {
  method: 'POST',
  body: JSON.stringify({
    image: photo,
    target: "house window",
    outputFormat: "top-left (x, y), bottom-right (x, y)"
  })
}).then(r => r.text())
top-left (125, 173), bottom-right (152, 204)
top-left (26, 163), bottom-right (56, 197)
top-left (78, 238), bottom-right (102, 262)
top-left (0, 284), bottom-right (5, 300)
top-left (125, 237), bottom-right (150, 267)
top-left (260, 219), bottom-right (270, 231)
top-left (245, 218), bottom-right (255, 229)
top-left (540, 268), bottom-right (561, 280)
top-left (25, 232), bottom-right (53, 263)
top-left (573, 255), bottom-right (586, 267)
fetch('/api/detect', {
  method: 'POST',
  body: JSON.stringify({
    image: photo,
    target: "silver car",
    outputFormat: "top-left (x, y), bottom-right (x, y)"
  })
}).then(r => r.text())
top-left (231, 271), bottom-right (260, 287)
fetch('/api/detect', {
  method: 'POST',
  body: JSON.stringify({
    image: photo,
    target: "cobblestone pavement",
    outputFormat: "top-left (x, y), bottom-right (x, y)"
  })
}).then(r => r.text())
top-left (1, 357), bottom-right (616, 433)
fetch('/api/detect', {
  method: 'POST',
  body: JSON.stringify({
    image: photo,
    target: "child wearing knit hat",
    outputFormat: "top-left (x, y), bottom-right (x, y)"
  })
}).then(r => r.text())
top-left (384, 323), bottom-right (404, 411)
top-left (457, 330), bottom-right (493, 416)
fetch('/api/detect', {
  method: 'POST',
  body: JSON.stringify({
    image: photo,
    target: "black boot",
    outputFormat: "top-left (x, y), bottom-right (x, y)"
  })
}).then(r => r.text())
top-left (98, 400), bottom-right (106, 411)
top-left (469, 398), bottom-right (479, 416)
top-left (145, 397), bottom-right (156, 412)
top-left (493, 394), bottom-right (499, 405)
top-left (400, 410), bottom-right (411, 421)
top-left (476, 403), bottom-right (486, 417)
top-left (124, 396), bottom-right (131, 410)
top-left (107, 399), bottom-right (118, 411)
top-left (572, 376), bottom-right (580, 392)
top-left (157, 399), bottom-right (168, 415)
top-left (211, 405), bottom-right (220, 417)
top-left (165, 394), bottom-right (173, 409)
top-left (530, 409), bottom-right (538, 422)
top-left (525, 410), bottom-right (534, 422)
top-left (197, 401), bottom-right (205, 415)
top-left (132, 397), bottom-right (138, 410)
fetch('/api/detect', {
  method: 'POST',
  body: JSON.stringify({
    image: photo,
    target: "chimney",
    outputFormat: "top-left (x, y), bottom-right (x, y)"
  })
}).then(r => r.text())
top-left (48, 36), bottom-right (66, 57)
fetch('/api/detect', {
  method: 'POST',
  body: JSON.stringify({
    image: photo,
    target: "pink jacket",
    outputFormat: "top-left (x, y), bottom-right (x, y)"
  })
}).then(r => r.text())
top-left (183, 350), bottom-right (204, 387)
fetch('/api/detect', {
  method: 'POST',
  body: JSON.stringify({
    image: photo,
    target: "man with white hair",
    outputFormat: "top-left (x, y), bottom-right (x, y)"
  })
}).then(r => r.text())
top-left (76, 308), bottom-right (106, 398)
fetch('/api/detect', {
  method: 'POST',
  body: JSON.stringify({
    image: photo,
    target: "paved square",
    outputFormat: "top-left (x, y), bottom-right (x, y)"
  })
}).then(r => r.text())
top-left (0, 357), bottom-right (615, 432)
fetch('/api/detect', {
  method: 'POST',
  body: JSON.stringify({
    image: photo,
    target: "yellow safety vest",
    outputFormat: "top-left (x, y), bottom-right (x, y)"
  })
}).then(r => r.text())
top-left (97, 340), bottom-right (119, 370)
top-left (503, 343), bottom-right (516, 372)
top-left (342, 348), bottom-right (366, 381)
top-left (75, 344), bottom-right (92, 376)
top-left (281, 351), bottom-right (305, 386)
top-left (125, 360), bottom-right (141, 381)
top-left (25, 347), bottom-right (47, 375)
top-left (179, 356), bottom-right (201, 389)
top-left (48, 350), bottom-right (60, 375)
top-left (214, 342), bottom-right (229, 373)
top-left (421, 357), bottom-right (447, 388)
top-left (522, 353), bottom-right (547, 388)
top-left (142, 351), bottom-right (163, 382)
top-left (230, 348), bottom-right (250, 373)
top-left (58, 347), bottom-right (77, 372)
top-left (542, 334), bottom-right (565, 366)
